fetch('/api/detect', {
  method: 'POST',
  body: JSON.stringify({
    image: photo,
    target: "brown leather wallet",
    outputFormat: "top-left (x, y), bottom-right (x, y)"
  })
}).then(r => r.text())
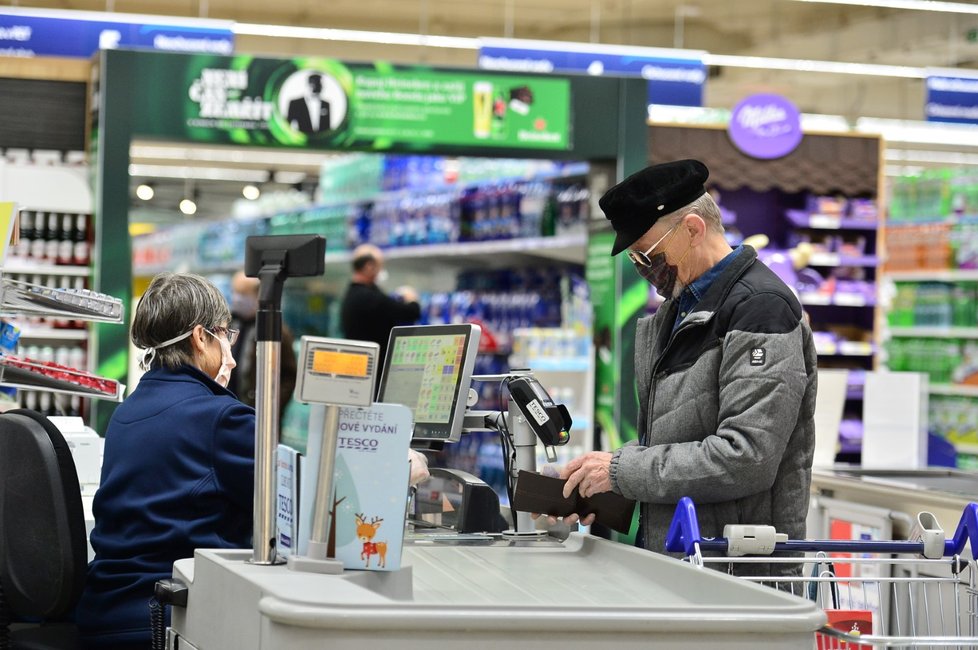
top-left (512, 470), bottom-right (636, 534)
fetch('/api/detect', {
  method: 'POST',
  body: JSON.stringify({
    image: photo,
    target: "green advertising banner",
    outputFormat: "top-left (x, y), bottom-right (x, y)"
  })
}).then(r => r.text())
top-left (131, 56), bottom-right (571, 151)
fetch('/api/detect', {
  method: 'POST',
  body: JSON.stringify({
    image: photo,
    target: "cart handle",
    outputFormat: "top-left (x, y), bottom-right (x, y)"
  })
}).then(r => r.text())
top-left (665, 497), bottom-right (978, 558)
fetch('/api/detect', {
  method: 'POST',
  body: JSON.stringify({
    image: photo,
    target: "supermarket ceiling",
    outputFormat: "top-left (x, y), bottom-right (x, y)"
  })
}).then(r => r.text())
top-left (16, 0), bottom-right (978, 120)
top-left (15, 0), bottom-right (978, 221)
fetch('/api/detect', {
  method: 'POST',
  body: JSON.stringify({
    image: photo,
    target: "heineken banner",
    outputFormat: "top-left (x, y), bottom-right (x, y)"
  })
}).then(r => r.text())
top-left (132, 55), bottom-right (571, 151)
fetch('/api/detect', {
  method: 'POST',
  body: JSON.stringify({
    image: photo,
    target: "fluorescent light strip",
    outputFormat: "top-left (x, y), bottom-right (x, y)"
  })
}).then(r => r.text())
top-left (704, 53), bottom-right (924, 78)
top-left (131, 144), bottom-right (331, 167)
top-left (0, 6), bottom-right (233, 29)
top-left (233, 22), bottom-right (478, 50)
top-left (789, 0), bottom-right (978, 15)
top-left (129, 164), bottom-right (270, 183)
top-left (857, 117), bottom-right (978, 146)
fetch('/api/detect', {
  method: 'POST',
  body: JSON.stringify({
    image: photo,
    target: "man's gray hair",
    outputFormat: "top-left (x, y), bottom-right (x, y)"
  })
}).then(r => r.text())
top-left (668, 192), bottom-right (725, 235)
top-left (132, 272), bottom-right (231, 369)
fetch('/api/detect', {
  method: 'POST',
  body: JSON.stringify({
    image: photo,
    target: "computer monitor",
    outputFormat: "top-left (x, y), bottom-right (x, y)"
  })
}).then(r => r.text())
top-left (376, 324), bottom-right (481, 444)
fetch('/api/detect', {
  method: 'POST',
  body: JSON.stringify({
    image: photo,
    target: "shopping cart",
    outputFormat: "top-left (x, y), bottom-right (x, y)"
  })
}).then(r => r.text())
top-left (665, 497), bottom-right (978, 648)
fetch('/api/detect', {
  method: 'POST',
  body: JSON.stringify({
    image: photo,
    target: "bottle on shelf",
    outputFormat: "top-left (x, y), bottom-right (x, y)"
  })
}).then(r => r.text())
top-left (14, 211), bottom-right (33, 260)
top-left (44, 212), bottom-right (60, 264)
top-left (74, 214), bottom-right (90, 266)
top-left (58, 214), bottom-right (75, 265)
top-left (30, 212), bottom-right (47, 261)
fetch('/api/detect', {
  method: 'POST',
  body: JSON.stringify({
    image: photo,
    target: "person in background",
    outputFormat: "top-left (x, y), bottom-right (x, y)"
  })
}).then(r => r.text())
top-left (228, 270), bottom-right (297, 421)
top-left (77, 273), bottom-right (255, 649)
top-left (553, 160), bottom-right (817, 579)
top-left (340, 243), bottom-right (421, 363)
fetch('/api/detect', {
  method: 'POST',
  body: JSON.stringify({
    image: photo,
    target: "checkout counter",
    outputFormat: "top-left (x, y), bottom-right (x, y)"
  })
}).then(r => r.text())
top-left (160, 235), bottom-right (828, 649)
top-left (169, 534), bottom-right (825, 649)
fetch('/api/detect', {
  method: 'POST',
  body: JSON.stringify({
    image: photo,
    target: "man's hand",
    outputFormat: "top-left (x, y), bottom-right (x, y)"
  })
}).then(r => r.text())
top-left (534, 451), bottom-right (613, 527)
top-left (561, 451), bottom-right (614, 499)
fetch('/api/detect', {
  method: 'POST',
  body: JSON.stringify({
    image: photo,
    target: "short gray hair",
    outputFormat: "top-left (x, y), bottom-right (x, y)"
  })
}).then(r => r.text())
top-left (667, 192), bottom-right (725, 235)
top-left (132, 272), bottom-right (231, 369)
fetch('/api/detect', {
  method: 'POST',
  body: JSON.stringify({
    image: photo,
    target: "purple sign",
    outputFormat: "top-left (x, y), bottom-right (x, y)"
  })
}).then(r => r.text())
top-left (728, 94), bottom-right (802, 160)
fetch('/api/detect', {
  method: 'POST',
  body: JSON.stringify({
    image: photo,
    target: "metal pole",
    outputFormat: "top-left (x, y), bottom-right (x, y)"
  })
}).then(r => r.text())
top-left (509, 399), bottom-right (537, 534)
top-left (252, 339), bottom-right (281, 565)
top-left (308, 404), bottom-right (340, 559)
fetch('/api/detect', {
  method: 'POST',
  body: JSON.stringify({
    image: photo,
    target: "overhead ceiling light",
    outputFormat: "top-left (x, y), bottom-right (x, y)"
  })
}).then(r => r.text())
top-left (242, 184), bottom-right (261, 200)
top-left (703, 54), bottom-right (925, 78)
top-left (179, 198), bottom-right (197, 216)
top-left (857, 116), bottom-right (978, 147)
top-left (789, 0), bottom-right (978, 15)
top-left (128, 164), bottom-right (271, 183)
top-left (135, 183), bottom-right (155, 200)
top-left (130, 143), bottom-right (334, 168)
top-left (233, 22), bottom-right (478, 49)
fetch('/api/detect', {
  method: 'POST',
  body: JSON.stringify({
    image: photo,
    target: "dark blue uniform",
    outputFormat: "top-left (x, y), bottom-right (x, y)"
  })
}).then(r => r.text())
top-left (77, 365), bottom-right (255, 647)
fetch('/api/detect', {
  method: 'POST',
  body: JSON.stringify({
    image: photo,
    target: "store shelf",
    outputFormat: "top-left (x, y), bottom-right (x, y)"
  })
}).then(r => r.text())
top-left (807, 253), bottom-right (878, 267)
top-left (889, 326), bottom-right (978, 339)
top-left (517, 356), bottom-right (591, 372)
top-left (324, 233), bottom-right (588, 268)
top-left (320, 161), bottom-right (591, 209)
top-left (815, 342), bottom-right (875, 357)
top-left (2, 262), bottom-right (90, 277)
top-left (800, 292), bottom-right (876, 307)
top-left (17, 327), bottom-right (88, 341)
top-left (785, 210), bottom-right (878, 231)
top-left (929, 384), bottom-right (978, 398)
top-left (885, 269), bottom-right (978, 282)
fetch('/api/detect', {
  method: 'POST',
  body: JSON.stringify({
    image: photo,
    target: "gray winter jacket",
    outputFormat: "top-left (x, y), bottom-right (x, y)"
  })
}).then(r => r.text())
top-left (609, 246), bottom-right (817, 576)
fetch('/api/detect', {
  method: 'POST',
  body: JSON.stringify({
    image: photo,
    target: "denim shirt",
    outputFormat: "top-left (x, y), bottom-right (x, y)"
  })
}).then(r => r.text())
top-left (673, 245), bottom-right (744, 332)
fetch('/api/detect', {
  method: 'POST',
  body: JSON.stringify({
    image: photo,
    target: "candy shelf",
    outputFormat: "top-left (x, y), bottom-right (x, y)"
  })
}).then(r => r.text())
top-left (0, 355), bottom-right (124, 401)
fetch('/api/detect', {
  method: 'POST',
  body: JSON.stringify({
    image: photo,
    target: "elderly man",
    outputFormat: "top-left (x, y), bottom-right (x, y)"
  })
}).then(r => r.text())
top-left (561, 159), bottom-right (817, 576)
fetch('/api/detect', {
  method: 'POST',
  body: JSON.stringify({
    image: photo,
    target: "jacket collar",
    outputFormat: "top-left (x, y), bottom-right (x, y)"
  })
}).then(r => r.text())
top-left (668, 244), bottom-right (758, 325)
top-left (143, 363), bottom-right (238, 398)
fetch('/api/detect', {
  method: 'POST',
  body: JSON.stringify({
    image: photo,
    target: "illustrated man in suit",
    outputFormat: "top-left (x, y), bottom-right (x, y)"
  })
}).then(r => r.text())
top-left (286, 73), bottom-right (331, 134)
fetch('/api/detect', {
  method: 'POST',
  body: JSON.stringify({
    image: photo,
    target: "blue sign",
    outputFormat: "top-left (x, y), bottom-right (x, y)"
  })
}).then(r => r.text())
top-left (0, 9), bottom-right (234, 59)
top-left (728, 94), bottom-right (803, 160)
top-left (478, 39), bottom-right (705, 107)
top-left (926, 72), bottom-right (978, 125)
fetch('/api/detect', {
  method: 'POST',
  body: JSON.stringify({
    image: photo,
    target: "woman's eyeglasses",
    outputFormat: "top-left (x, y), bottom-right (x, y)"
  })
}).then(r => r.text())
top-left (210, 326), bottom-right (240, 346)
top-left (626, 223), bottom-right (679, 267)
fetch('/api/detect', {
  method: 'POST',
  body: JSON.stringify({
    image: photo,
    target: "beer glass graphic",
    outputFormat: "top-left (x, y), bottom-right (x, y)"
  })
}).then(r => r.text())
top-left (473, 81), bottom-right (493, 139)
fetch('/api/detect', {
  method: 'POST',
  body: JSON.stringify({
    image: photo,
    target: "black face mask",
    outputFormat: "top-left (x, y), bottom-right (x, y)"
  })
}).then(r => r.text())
top-left (635, 251), bottom-right (680, 298)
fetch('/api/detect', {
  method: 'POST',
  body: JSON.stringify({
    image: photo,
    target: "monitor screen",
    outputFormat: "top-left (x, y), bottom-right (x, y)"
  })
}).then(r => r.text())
top-left (376, 324), bottom-right (481, 443)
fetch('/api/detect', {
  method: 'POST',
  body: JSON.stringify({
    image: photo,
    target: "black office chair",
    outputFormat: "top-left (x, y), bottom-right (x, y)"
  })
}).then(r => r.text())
top-left (0, 408), bottom-right (86, 650)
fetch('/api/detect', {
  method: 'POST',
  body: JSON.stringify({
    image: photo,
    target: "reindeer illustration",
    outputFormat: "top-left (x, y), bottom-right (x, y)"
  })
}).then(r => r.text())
top-left (355, 513), bottom-right (388, 568)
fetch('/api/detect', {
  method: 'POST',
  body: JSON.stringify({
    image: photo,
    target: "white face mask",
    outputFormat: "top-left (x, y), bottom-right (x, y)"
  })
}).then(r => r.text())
top-left (376, 268), bottom-right (390, 285)
top-left (207, 329), bottom-right (237, 388)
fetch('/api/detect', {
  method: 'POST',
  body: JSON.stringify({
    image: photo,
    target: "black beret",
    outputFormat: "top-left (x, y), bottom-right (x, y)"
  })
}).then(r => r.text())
top-left (599, 159), bottom-right (709, 256)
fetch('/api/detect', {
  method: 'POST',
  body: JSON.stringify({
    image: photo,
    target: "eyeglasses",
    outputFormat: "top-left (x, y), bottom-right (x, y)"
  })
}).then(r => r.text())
top-left (626, 223), bottom-right (679, 267)
top-left (210, 326), bottom-right (239, 346)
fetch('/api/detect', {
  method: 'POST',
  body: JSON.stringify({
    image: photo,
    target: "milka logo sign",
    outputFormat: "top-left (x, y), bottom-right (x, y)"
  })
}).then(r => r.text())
top-left (736, 103), bottom-right (789, 136)
top-left (728, 93), bottom-right (802, 160)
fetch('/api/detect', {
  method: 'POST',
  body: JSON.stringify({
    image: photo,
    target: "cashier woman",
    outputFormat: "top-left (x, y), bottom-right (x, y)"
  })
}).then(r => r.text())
top-left (552, 160), bottom-right (817, 578)
top-left (76, 273), bottom-right (254, 649)
top-left (76, 272), bottom-right (429, 649)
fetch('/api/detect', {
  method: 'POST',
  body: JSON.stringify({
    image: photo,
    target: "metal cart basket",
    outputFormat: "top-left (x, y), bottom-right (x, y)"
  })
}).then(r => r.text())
top-left (665, 497), bottom-right (978, 648)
